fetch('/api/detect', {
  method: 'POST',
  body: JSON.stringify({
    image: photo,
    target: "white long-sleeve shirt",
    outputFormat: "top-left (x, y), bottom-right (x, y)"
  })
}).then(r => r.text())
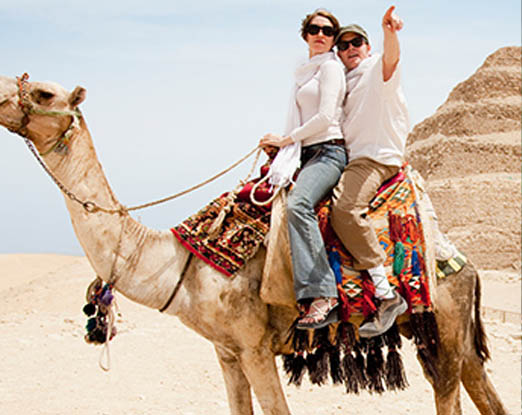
top-left (289, 59), bottom-right (346, 147)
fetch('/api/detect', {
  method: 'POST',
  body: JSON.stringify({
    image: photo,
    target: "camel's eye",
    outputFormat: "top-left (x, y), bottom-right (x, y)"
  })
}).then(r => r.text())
top-left (33, 90), bottom-right (55, 104)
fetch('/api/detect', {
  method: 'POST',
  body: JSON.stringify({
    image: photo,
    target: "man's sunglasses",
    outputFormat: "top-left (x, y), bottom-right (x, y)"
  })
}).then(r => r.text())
top-left (337, 36), bottom-right (365, 51)
top-left (306, 24), bottom-right (335, 37)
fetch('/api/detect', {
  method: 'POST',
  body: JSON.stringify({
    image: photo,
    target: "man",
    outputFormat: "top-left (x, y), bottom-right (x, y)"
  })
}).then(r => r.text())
top-left (331, 6), bottom-right (409, 337)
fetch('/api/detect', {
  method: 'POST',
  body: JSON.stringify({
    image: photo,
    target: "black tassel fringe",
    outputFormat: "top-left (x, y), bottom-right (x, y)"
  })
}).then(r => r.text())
top-left (281, 314), bottom-right (437, 394)
top-left (410, 311), bottom-right (440, 383)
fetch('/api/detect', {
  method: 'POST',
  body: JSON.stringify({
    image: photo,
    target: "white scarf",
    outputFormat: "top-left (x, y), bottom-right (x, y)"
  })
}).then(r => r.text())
top-left (266, 52), bottom-right (336, 188)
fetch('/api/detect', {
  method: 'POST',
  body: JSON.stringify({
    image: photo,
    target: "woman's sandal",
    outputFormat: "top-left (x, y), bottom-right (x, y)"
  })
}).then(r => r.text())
top-left (296, 297), bottom-right (339, 330)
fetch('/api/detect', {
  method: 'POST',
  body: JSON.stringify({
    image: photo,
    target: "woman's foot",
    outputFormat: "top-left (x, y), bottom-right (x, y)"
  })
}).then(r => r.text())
top-left (296, 297), bottom-right (339, 330)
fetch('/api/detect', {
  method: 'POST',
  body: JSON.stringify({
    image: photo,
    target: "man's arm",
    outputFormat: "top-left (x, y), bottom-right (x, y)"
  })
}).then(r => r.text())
top-left (382, 5), bottom-right (403, 82)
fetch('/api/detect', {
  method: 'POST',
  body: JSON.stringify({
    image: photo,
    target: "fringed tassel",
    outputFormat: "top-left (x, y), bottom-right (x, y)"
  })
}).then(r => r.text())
top-left (307, 327), bottom-right (331, 385)
top-left (398, 272), bottom-right (413, 311)
top-left (341, 350), bottom-right (360, 393)
top-left (328, 250), bottom-right (352, 322)
top-left (411, 312), bottom-right (439, 358)
top-left (393, 241), bottom-right (405, 276)
top-left (207, 192), bottom-right (236, 238)
top-left (282, 353), bottom-right (307, 386)
top-left (410, 312), bottom-right (440, 383)
top-left (423, 311), bottom-right (440, 358)
top-left (383, 323), bottom-right (402, 350)
top-left (306, 347), bottom-right (329, 385)
top-left (419, 274), bottom-right (431, 306)
top-left (337, 322), bottom-right (367, 393)
top-left (328, 249), bottom-right (343, 285)
top-left (364, 337), bottom-right (385, 394)
top-left (382, 324), bottom-right (408, 390)
top-left (360, 270), bottom-right (377, 318)
top-left (385, 348), bottom-right (408, 391)
top-left (354, 345), bottom-right (368, 389)
top-left (389, 211), bottom-right (402, 242)
top-left (411, 248), bottom-right (421, 276)
top-left (327, 345), bottom-right (343, 385)
top-left (291, 323), bottom-right (310, 354)
top-left (405, 215), bottom-right (419, 242)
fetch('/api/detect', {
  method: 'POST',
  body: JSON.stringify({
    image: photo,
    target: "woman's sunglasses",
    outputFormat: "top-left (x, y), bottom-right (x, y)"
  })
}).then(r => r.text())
top-left (306, 24), bottom-right (335, 37)
top-left (337, 36), bottom-right (365, 51)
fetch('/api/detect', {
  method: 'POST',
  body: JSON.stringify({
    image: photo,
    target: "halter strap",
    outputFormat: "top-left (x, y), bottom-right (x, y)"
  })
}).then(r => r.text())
top-left (16, 72), bottom-right (82, 156)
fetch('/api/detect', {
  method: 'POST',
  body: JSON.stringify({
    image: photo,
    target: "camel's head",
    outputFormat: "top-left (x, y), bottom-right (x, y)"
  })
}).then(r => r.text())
top-left (0, 74), bottom-right (86, 154)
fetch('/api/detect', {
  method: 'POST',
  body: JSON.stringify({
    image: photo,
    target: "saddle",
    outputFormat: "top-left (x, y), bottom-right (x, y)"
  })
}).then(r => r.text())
top-left (261, 165), bottom-right (438, 320)
top-left (171, 159), bottom-right (458, 393)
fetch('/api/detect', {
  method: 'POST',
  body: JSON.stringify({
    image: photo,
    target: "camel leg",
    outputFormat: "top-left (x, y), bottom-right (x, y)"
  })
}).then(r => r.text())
top-left (427, 353), bottom-right (464, 415)
top-left (239, 346), bottom-right (291, 415)
top-left (421, 304), bottom-right (466, 414)
top-left (215, 345), bottom-right (254, 415)
top-left (461, 352), bottom-right (509, 415)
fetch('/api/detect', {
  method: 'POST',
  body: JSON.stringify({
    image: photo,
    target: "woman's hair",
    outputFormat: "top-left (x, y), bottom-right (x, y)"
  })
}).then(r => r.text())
top-left (300, 9), bottom-right (340, 41)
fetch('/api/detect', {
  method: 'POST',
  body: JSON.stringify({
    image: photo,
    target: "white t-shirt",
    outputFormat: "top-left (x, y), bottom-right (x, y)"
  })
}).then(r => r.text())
top-left (289, 59), bottom-right (345, 147)
top-left (341, 53), bottom-right (410, 166)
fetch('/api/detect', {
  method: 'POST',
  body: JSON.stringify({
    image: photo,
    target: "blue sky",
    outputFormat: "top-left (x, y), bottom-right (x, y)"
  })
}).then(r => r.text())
top-left (1, 1), bottom-right (520, 255)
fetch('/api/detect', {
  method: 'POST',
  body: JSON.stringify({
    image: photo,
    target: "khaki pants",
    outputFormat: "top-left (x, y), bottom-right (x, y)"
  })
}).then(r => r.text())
top-left (331, 157), bottom-right (399, 270)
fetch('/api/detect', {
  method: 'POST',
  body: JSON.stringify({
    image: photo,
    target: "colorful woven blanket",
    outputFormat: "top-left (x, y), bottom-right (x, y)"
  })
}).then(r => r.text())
top-left (172, 165), bottom-right (432, 315)
top-left (318, 171), bottom-right (432, 319)
top-left (171, 165), bottom-right (274, 276)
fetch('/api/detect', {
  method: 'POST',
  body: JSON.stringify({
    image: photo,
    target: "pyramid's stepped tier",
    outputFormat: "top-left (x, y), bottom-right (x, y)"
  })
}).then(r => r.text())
top-left (405, 46), bottom-right (521, 272)
top-left (426, 173), bottom-right (521, 271)
top-left (446, 67), bottom-right (521, 103)
top-left (407, 97), bottom-right (521, 144)
top-left (407, 131), bottom-right (521, 180)
top-left (408, 46), bottom-right (521, 145)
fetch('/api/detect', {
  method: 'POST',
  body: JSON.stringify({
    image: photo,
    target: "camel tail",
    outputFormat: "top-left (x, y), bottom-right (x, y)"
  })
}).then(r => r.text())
top-left (473, 272), bottom-right (490, 363)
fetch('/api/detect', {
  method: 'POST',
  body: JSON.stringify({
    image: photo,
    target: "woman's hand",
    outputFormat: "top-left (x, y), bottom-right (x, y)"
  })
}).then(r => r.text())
top-left (259, 133), bottom-right (294, 148)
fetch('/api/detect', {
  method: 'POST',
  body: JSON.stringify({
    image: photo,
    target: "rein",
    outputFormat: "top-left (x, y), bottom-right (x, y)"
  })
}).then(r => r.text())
top-left (16, 71), bottom-right (263, 214)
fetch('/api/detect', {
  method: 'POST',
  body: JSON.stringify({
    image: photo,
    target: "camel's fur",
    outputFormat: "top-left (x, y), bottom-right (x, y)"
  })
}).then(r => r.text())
top-left (0, 75), bottom-right (508, 415)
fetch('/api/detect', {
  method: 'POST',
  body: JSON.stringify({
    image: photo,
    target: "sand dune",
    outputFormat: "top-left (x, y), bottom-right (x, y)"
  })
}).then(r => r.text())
top-left (0, 254), bottom-right (520, 414)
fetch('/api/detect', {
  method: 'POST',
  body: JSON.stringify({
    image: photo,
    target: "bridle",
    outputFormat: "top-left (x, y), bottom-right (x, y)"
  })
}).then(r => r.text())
top-left (14, 72), bottom-right (82, 156)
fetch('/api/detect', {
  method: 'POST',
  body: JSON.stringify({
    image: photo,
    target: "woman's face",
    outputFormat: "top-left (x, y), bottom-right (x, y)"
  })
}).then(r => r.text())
top-left (305, 15), bottom-right (335, 57)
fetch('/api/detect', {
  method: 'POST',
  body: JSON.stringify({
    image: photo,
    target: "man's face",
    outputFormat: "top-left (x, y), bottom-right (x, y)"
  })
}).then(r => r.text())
top-left (337, 32), bottom-right (371, 71)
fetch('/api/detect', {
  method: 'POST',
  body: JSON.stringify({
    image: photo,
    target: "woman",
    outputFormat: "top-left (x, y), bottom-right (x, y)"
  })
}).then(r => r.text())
top-left (260, 9), bottom-right (347, 329)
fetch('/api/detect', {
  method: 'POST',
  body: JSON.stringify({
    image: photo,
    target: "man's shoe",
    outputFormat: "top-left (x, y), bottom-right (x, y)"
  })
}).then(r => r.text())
top-left (358, 293), bottom-right (407, 338)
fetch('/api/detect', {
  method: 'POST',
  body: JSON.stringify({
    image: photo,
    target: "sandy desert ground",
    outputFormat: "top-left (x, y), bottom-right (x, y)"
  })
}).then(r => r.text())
top-left (0, 253), bottom-right (520, 415)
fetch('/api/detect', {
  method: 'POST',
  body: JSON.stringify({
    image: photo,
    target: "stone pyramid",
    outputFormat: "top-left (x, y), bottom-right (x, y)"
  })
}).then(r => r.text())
top-left (407, 46), bottom-right (521, 271)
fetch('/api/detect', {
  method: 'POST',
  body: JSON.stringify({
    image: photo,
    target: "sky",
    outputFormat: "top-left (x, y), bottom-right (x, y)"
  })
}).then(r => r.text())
top-left (0, 0), bottom-right (520, 255)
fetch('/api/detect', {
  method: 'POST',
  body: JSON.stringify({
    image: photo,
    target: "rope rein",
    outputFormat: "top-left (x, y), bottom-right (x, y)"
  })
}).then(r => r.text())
top-left (18, 72), bottom-right (264, 214)
top-left (24, 136), bottom-right (262, 214)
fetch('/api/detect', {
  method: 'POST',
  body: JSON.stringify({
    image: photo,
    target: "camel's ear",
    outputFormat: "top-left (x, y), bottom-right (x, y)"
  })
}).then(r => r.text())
top-left (69, 86), bottom-right (86, 107)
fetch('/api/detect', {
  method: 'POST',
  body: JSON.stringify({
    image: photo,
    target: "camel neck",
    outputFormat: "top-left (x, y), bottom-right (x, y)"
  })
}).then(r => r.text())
top-left (46, 122), bottom-right (190, 311)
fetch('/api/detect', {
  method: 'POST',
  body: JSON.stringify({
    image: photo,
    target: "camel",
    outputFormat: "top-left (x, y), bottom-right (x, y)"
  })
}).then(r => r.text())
top-left (0, 74), bottom-right (508, 415)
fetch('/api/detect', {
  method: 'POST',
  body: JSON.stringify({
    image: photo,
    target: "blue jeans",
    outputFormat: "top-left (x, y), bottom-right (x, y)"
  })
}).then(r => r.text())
top-left (287, 142), bottom-right (348, 301)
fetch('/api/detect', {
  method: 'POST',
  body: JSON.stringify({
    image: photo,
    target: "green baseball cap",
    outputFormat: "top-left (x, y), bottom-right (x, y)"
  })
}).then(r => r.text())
top-left (335, 24), bottom-right (369, 45)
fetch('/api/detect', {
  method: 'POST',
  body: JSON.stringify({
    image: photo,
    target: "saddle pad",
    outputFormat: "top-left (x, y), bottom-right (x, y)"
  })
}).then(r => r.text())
top-left (317, 172), bottom-right (432, 318)
top-left (172, 162), bottom-right (433, 316)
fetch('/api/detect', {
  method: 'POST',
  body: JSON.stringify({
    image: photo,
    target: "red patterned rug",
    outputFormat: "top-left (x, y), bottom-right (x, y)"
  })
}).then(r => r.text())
top-left (171, 163), bottom-right (273, 276)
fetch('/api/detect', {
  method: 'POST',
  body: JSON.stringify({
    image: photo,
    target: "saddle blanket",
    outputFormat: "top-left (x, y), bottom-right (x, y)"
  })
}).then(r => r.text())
top-left (171, 160), bottom-right (436, 315)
